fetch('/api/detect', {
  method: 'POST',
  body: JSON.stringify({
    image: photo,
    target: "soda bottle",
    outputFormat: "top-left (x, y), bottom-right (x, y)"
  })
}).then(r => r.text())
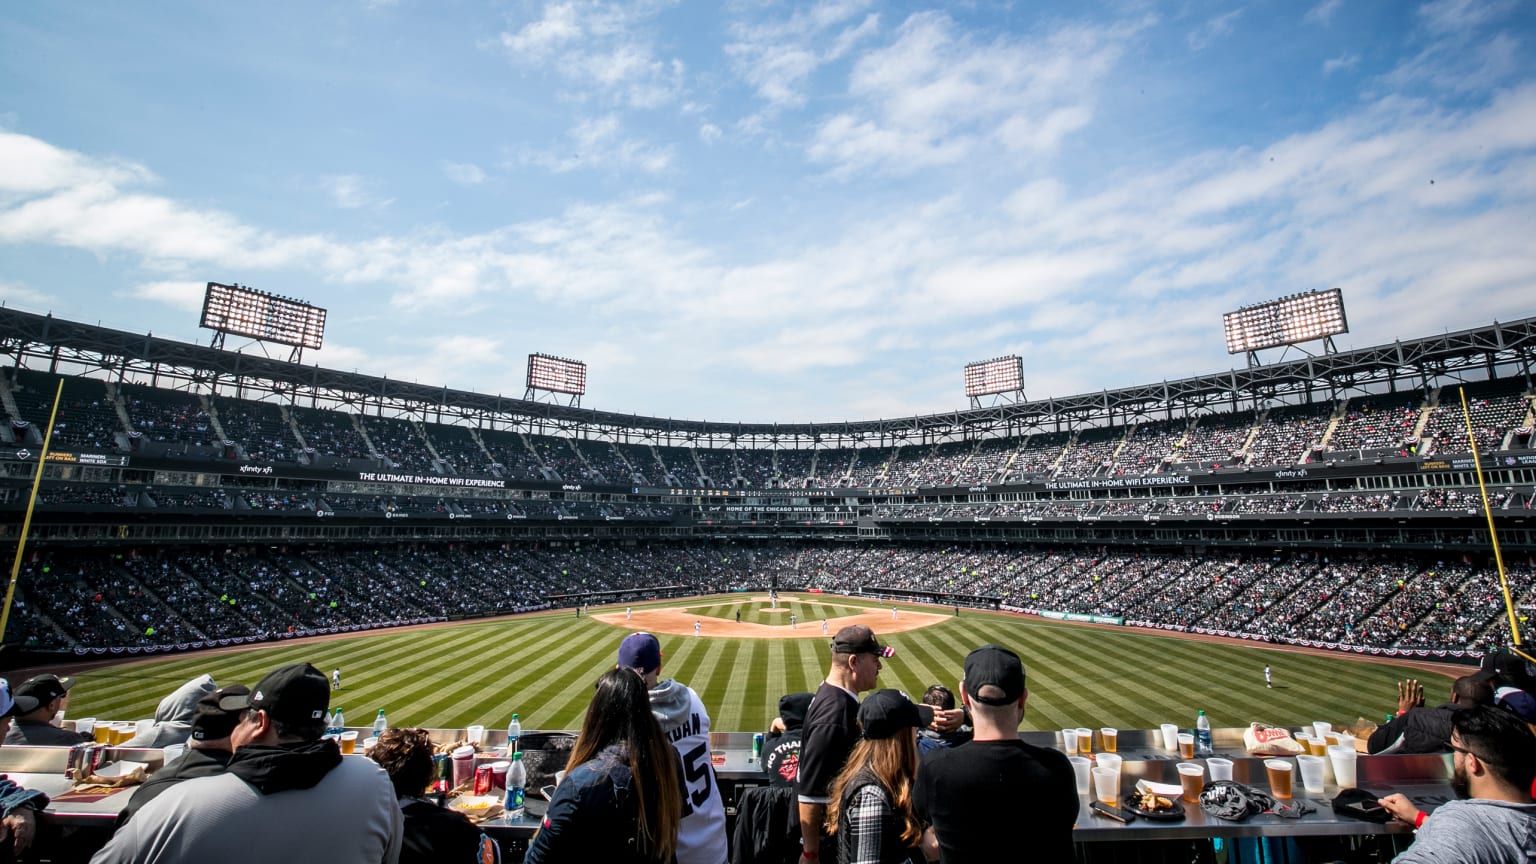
top-left (506, 752), bottom-right (527, 818)
top-left (372, 709), bottom-right (387, 740)
top-left (1195, 709), bottom-right (1213, 757)
top-left (506, 713), bottom-right (522, 755)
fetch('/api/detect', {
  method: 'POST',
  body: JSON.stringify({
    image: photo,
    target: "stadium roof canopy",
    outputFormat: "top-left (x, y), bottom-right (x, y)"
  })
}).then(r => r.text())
top-left (1, 307), bottom-right (1532, 447)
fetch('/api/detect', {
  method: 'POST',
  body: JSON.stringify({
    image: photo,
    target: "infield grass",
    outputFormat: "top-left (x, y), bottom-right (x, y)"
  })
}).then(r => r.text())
top-left (685, 598), bottom-right (872, 625)
top-left (64, 595), bottom-right (1453, 735)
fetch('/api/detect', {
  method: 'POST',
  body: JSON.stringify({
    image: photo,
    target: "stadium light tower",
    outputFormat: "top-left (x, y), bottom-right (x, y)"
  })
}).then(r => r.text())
top-left (964, 355), bottom-right (1025, 408)
top-left (199, 282), bottom-right (328, 363)
top-left (1222, 288), bottom-right (1348, 368)
top-left (525, 353), bottom-right (588, 407)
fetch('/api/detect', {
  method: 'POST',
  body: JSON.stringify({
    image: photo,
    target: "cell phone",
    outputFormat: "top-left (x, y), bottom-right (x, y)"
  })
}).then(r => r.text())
top-left (1090, 801), bottom-right (1136, 823)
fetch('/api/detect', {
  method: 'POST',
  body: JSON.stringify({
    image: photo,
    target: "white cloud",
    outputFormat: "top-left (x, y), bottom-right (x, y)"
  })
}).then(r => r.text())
top-left (1416, 0), bottom-right (1517, 34)
top-left (725, 2), bottom-right (878, 113)
top-left (123, 280), bottom-right (206, 312)
top-left (322, 174), bottom-right (392, 210)
top-left (514, 115), bottom-right (673, 175)
top-left (806, 12), bottom-right (1142, 176)
top-left (1323, 53), bottom-right (1359, 75)
top-left (497, 1), bottom-right (685, 109)
top-left (441, 161), bottom-right (486, 185)
top-left (1304, 0), bottom-right (1343, 25)
top-left (0, 279), bottom-right (49, 308)
top-left (1187, 9), bottom-right (1243, 52)
top-left (698, 123), bottom-right (721, 144)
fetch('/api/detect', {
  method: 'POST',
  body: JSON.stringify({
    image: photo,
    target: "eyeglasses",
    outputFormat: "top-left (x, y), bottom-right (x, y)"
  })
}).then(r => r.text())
top-left (1446, 742), bottom-right (1500, 764)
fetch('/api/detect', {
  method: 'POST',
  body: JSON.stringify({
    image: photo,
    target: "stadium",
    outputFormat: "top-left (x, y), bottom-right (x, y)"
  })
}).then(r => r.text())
top-left (0, 301), bottom-right (1531, 735)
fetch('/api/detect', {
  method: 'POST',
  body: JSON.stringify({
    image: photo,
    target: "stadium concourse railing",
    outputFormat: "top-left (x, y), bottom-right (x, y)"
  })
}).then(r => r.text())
top-left (8, 727), bottom-right (1440, 862)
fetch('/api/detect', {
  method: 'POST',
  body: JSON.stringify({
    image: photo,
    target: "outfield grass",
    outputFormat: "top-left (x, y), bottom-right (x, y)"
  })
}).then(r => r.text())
top-left (64, 596), bottom-right (1454, 735)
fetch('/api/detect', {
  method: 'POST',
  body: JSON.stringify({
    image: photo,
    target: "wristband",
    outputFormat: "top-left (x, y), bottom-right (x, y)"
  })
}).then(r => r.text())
top-left (1414, 811), bottom-right (1427, 829)
top-left (1395, 709), bottom-right (1407, 717)
top-left (801, 852), bottom-right (819, 860)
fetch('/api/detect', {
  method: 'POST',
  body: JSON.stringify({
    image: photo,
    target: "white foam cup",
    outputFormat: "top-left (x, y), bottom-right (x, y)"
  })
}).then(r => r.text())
top-left (1068, 756), bottom-right (1092, 795)
top-left (1160, 723), bottom-right (1180, 751)
top-left (1327, 745), bottom-right (1357, 788)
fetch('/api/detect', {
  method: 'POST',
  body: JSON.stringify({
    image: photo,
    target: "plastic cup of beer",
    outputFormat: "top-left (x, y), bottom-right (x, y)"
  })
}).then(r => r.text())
top-left (1176, 762), bottom-right (1205, 803)
top-left (466, 725), bottom-right (486, 746)
top-left (1061, 728), bottom-right (1078, 754)
top-left (1305, 735), bottom-right (1328, 757)
top-left (1312, 721), bottom-right (1332, 742)
top-left (1076, 728), bottom-right (1093, 755)
top-left (1091, 766), bottom-right (1119, 806)
top-left (113, 722), bottom-right (134, 745)
top-left (1160, 723), bottom-right (1180, 751)
top-left (1297, 755), bottom-right (1326, 795)
top-left (1264, 759), bottom-right (1294, 798)
top-left (1100, 727), bottom-right (1118, 753)
top-left (451, 745), bottom-right (476, 790)
top-left (340, 730), bottom-right (358, 755)
top-left (1327, 745), bottom-right (1357, 788)
top-left (93, 723), bottom-right (113, 744)
top-left (1323, 732), bottom-right (1341, 747)
top-left (1068, 756), bottom-right (1092, 795)
top-left (1177, 733), bottom-right (1195, 759)
top-left (1208, 757), bottom-right (1234, 782)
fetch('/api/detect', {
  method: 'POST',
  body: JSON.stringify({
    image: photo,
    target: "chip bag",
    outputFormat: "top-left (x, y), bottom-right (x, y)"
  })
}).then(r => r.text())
top-left (1242, 722), bottom-right (1305, 755)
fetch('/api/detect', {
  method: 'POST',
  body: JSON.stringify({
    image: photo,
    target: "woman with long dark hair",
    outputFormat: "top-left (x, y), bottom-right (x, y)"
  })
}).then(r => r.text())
top-left (525, 667), bottom-right (682, 864)
top-left (824, 690), bottom-right (929, 864)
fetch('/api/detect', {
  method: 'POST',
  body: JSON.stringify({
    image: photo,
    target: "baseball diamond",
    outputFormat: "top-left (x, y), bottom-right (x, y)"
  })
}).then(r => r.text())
top-left (62, 594), bottom-right (1456, 735)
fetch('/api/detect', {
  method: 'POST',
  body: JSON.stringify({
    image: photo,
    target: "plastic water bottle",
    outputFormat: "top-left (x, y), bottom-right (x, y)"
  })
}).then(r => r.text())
top-left (372, 709), bottom-right (387, 740)
top-left (506, 752), bottom-right (527, 818)
top-left (1195, 709), bottom-right (1213, 757)
top-left (506, 713), bottom-right (522, 755)
top-left (329, 708), bottom-right (344, 739)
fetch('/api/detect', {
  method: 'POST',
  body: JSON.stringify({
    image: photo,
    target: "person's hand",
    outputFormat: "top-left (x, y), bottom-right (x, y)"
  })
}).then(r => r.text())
top-left (1377, 793), bottom-right (1422, 826)
top-left (919, 827), bottom-right (940, 862)
top-left (770, 717), bottom-right (787, 734)
top-left (931, 708), bottom-right (965, 733)
top-left (0, 807), bottom-right (37, 855)
top-left (1396, 679), bottom-right (1424, 714)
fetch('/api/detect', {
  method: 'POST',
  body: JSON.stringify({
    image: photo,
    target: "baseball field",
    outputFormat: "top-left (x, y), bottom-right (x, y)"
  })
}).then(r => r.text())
top-left (62, 595), bottom-right (1456, 735)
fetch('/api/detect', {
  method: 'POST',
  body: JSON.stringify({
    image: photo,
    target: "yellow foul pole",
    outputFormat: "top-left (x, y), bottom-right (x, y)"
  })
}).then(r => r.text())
top-left (0, 379), bottom-right (64, 649)
top-left (1458, 385), bottom-right (1522, 650)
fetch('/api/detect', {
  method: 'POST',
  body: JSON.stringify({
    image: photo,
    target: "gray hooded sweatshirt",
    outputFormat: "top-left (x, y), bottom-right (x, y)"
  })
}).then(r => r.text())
top-left (649, 678), bottom-right (728, 864)
top-left (121, 674), bottom-right (217, 748)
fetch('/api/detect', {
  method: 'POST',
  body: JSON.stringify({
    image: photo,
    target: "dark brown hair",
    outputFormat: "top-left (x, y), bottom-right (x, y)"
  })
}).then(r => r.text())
top-left (370, 727), bottom-right (435, 799)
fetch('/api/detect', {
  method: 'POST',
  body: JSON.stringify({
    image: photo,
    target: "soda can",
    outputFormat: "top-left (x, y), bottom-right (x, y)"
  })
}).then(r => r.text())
top-left (474, 765), bottom-right (493, 796)
top-left (753, 733), bottom-right (764, 762)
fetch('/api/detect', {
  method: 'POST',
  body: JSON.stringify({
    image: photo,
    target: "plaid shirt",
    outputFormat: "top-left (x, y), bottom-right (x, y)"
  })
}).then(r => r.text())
top-left (837, 781), bottom-right (920, 864)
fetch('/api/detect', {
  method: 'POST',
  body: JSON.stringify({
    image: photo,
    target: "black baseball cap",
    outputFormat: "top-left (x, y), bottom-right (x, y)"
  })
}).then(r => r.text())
top-left (191, 684), bottom-right (252, 741)
top-left (832, 625), bottom-right (893, 658)
top-left (242, 663), bottom-right (330, 726)
top-left (778, 692), bottom-right (814, 731)
top-left (857, 689), bottom-right (933, 740)
top-left (963, 645), bottom-right (1027, 706)
top-left (13, 674), bottom-right (72, 714)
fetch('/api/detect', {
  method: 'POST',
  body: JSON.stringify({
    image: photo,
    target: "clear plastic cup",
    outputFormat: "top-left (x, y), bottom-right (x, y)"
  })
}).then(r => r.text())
top-left (1265, 759), bottom-right (1294, 798)
top-left (340, 730), bottom-right (358, 755)
top-left (1160, 723), bottom-right (1180, 751)
top-left (467, 725), bottom-right (486, 746)
top-left (1068, 756), bottom-right (1092, 795)
top-left (1208, 757), bottom-right (1234, 782)
top-left (1061, 728), bottom-right (1079, 753)
top-left (1076, 728), bottom-right (1093, 755)
top-left (1327, 745), bottom-right (1357, 788)
top-left (1176, 762), bottom-right (1204, 803)
top-left (1096, 753), bottom-right (1123, 775)
top-left (363, 736), bottom-right (379, 755)
top-left (1297, 755), bottom-right (1326, 795)
top-left (1092, 766), bottom-right (1119, 806)
top-left (1100, 727), bottom-right (1118, 753)
top-left (1312, 721), bottom-right (1332, 742)
top-left (1177, 733), bottom-right (1195, 759)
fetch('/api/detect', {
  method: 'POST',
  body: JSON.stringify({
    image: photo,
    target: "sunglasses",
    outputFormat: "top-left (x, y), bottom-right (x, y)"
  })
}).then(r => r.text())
top-left (1447, 742), bottom-right (1500, 765)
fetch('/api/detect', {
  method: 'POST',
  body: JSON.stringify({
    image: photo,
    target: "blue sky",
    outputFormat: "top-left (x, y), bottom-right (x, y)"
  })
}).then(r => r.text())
top-left (1, 0), bottom-right (1533, 423)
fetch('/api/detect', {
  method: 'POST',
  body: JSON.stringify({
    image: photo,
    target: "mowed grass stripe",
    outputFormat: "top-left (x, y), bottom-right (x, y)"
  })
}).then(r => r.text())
top-left (66, 602), bottom-right (1458, 734)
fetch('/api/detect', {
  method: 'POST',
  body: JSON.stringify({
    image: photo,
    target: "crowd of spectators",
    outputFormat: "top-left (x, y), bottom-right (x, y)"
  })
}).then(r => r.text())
top-left (122, 385), bottom-right (215, 454)
top-left (1421, 388), bottom-right (1531, 455)
top-left (146, 488), bottom-right (231, 509)
top-left (39, 484), bottom-right (136, 507)
top-left (572, 439), bottom-right (634, 484)
top-left (616, 443), bottom-right (664, 486)
top-left (692, 447), bottom-right (737, 487)
top-left (1172, 412), bottom-right (1255, 468)
top-left (291, 407), bottom-right (372, 463)
top-left (7, 541), bottom-right (1530, 655)
top-left (1326, 395), bottom-right (1422, 457)
top-left (11, 371), bottom-right (122, 452)
top-left (476, 429), bottom-right (547, 481)
top-left (427, 425), bottom-right (494, 476)
top-left (213, 398), bottom-right (296, 463)
top-left (1245, 404), bottom-right (1333, 466)
top-left (1110, 419), bottom-right (1185, 476)
top-left (362, 416), bottom-right (440, 474)
top-left (655, 444), bottom-right (702, 486)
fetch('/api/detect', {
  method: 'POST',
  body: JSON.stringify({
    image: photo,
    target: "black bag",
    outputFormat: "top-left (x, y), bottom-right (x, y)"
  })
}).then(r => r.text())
top-left (517, 731), bottom-right (577, 789)
top-left (1332, 788), bottom-right (1393, 823)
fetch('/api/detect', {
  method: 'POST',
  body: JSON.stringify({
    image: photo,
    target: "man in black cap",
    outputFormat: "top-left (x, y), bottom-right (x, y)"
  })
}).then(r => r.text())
top-left (115, 684), bottom-right (250, 827)
top-left (93, 662), bottom-right (401, 864)
top-left (797, 625), bottom-right (885, 863)
top-left (913, 644), bottom-right (1076, 863)
top-left (3, 674), bottom-right (90, 747)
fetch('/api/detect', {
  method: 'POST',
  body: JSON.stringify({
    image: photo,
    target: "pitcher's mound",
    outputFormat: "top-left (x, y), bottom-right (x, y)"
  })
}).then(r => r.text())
top-left (594, 598), bottom-right (946, 639)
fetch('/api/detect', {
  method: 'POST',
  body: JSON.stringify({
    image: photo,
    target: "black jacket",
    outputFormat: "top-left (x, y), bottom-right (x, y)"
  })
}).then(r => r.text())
top-left (730, 785), bottom-right (799, 864)
top-left (1367, 703), bottom-right (1465, 755)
